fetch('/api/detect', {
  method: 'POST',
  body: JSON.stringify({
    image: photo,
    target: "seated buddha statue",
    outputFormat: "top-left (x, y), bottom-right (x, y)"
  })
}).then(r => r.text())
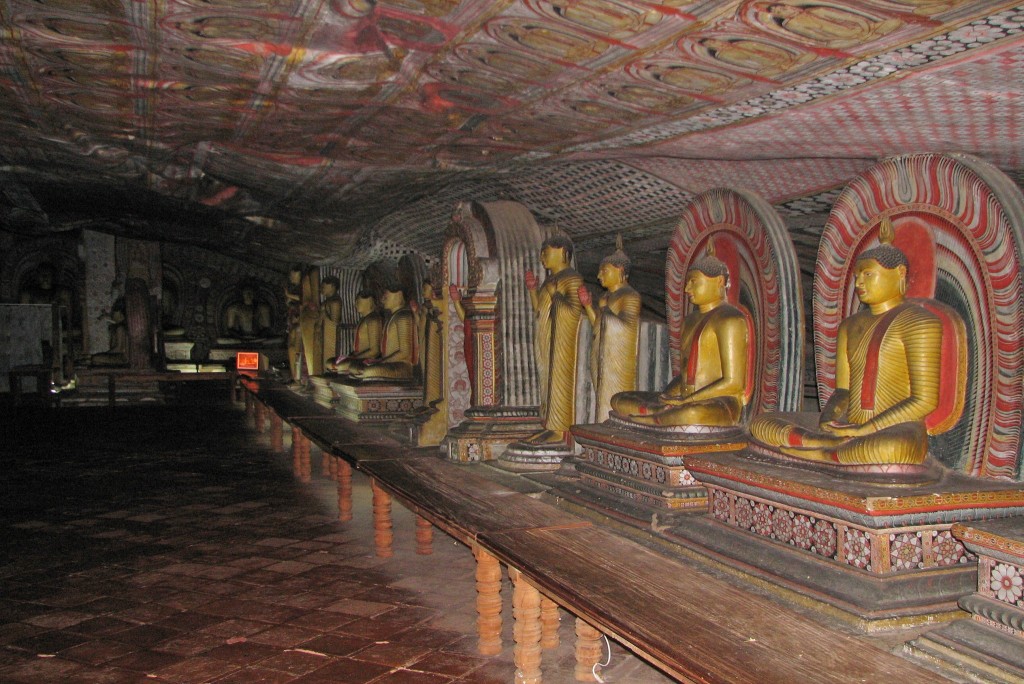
top-left (217, 286), bottom-right (281, 345)
top-left (330, 290), bottom-right (383, 374)
top-left (348, 285), bottom-right (417, 382)
top-left (610, 249), bottom-right (751, 427)
top-left (749, 224), bottom-right (945, 466)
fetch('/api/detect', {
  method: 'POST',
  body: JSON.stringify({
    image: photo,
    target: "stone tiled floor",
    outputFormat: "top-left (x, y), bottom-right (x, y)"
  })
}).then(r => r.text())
top-left (0, 397), bottom-right (673, 683)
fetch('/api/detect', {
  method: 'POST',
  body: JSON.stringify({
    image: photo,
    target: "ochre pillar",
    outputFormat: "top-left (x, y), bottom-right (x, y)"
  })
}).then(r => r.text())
top-left (510, 567), bottom-right (542, 684)
top-left (574, 618), bottom-right (603, 682)
top-left (371, 479), bottom-right (393, 558)
top-left (336, 460), bottom-right (353, 522)
top-left (270, 413), bottom-right (283, 451)
top-left (415, 516), bottom-right (433, 555)
top-left (473, 546), bottom-right (502, 656)
top-left (540, 597), bottom-right (560, 650)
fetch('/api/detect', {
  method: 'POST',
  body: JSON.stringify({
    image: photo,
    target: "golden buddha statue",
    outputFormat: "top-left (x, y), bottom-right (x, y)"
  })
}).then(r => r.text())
top-left (90, 298), bottom-right (128, 367)
top-left (298, 267), bottom-right (324, 377)
top-left (579, 236), bottom-right (641, 422)
top-left (610, 249), bottom-right (751, 427)
top-left (319, 276), bottom-right (343, 370)
top-left (330, 290), bottom-right (383, 374)
top-left (525, 234), bottom-right (584, 445)
top-left (418, 280), bottom-right (445, 408)
top-left (285, 265), bottom-right (303, 381)
top-left (218, 285), bottom-right (278, 345)
top-left (349, 285), bottom-right (416, 381)
top-left (749, 223), bottom-right (944, 465)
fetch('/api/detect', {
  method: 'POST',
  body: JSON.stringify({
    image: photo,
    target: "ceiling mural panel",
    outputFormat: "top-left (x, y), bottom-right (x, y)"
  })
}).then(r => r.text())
top-left (0, 0), bottom-right (1020, 268)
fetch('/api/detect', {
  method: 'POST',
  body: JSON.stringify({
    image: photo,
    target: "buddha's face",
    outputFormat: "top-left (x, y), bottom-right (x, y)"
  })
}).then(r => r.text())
top-left (382, 289), bottom-right (405, 311)
top-left (684, 270), bottom-right (724, 307)
top-left (854, 258), bottom-right (905, 306)
top-left (322, 281), bottom-right (337, 298)
top-left (241, 288), bottom-right (255, 305)
top-left (541, 245), bottom-right (568, 271)
top-left (597, 263), bottom-right (625, 290)
top-left (355, 296), bottom-right (374, 316)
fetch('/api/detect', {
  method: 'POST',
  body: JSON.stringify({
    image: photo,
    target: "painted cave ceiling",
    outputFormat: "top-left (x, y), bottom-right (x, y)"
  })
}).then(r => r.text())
top-left (1, 0), bottom-right (1023, 279)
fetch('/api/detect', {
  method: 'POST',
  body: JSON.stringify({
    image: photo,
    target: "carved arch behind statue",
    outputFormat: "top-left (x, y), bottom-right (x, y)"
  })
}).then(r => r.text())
top-left (816, 153), bottom-right (1024, 479)
top-left (440, 200), bottom-right (547, 409)
top-left (440, 235), bottom-right (472, 426)
top-left (666, 188), bottom-right (804, 416)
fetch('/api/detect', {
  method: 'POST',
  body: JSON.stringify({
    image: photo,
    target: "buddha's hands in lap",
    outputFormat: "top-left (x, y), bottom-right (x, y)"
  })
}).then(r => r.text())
top-left (820, 421), bottom-right (872, 439)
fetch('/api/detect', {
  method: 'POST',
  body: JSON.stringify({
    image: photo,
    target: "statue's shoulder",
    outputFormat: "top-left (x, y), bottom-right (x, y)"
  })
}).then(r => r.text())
top-left (890, 300), bottom-right (942, 331)
top-left (715, 302), bottom-right (751, 323)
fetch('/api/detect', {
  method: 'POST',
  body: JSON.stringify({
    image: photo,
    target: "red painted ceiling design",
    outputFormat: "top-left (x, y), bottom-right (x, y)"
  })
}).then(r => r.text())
top-left (0, 0), bottom-right (1022, 267)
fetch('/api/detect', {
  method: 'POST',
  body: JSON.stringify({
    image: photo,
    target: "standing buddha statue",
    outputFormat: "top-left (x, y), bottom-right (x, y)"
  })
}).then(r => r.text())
top-left (524, 234), bottom-right (584, 445)
top-left (579, 235), bottom-right (642, 421)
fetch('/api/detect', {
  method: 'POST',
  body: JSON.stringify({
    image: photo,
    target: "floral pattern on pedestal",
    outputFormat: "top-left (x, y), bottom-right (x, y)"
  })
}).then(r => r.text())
top-left (844, 529), bottom-right (872, 571)
top-left (890, 532), bottom-right (924, 571)
top-left (989, 562), bottom-right (1024, 607)
top-left (811, 519), bottom-right (837, 558)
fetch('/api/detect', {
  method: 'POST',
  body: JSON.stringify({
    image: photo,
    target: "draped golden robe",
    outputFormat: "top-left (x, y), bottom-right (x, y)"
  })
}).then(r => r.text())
top-left (535, 267), bottom-right (584, 433)
top-left (591, 285), bottom-right (641, 421)
top-left (751, 301), bottom-right (942, 464)
top-left (359, 306), bottom-right (417, 381)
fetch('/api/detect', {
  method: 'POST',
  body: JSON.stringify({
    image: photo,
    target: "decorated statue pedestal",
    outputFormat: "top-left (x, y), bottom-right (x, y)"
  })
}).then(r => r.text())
top-left (445, 406), bottom-right (541, 463)
top-left (315, 375), bottom-right (425, 441)
top-left (667, 449), bottom-right (1024, 628)
top-left (566, 417), bottom-right (746, 517)
top-left (495, 432), bottom-right (573, 473)
top-left (907, 517), bottom-right (1024, 682)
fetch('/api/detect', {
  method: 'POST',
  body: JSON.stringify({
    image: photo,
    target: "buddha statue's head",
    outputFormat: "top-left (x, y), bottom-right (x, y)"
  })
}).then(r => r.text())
top-left (240, 286), bottom-right (255, 306)
top-left (381, 288), bottom-right (406, 313)
top-left (288, 265), bottom-right (303, 286)
top-left (540, 234), bottom-right (574, 273)
top-left (355, 290), bottom-right (376, 316)
top-left (686, 247), bottom-right (729, 308)
top-left (34, 263), bottom-right (56, 291)
top-left (322, 276), bottom-right (339, 298)
top-left (598, 234), bottom-right (630, 291)
top-left (854, 219), bottom-right (908, 307)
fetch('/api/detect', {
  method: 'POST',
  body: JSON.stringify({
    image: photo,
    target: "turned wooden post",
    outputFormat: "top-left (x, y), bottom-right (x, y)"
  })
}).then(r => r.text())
top-left (300, 433), bottom-right (312, 484)
top-left (337, 460), bottom-right (353, 522)
top-left (473, 546), bottom-right (503, 656)
top-left (574, 617), bottom-right (603, 682)
top-left (510, 567), bottom-right (543, 684)
top-left (540, 596), bottom-right (560, 650)
top-left (254, 401), bottom-right (267, 432)
top-left (371, 478), bottom-right (393, 558)
top-left (321, 450), bottom-right (332, 478)
top-left (328, 453), bottom-right (338, 481)
top-left (415, 516), bottom-right (433, 555)
top-left (244, 390), bottom-right (254, 415)
top-left (291, 426), bottom-right (303, 479)
top-left (270, 413), bottom-right (283, 451)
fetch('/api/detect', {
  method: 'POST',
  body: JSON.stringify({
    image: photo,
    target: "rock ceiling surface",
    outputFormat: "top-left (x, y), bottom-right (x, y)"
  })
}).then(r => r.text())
top-left (1, 0), bottom-right (1023, 272)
